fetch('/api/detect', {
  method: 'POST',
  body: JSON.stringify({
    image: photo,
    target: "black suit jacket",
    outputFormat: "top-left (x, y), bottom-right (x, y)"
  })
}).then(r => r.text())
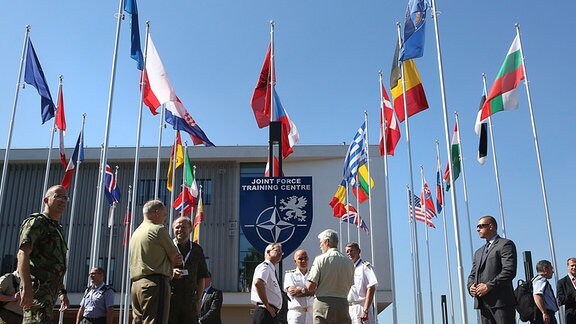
top-left (557, 275), bottom-right (576, 324)
top-left (200, 286), bottom-right (223, 324)
top-left (467, 235), bottom-right (517, 309)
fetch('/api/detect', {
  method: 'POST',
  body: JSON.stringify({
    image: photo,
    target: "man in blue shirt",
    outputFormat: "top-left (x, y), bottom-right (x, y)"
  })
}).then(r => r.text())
top-left (75, 267), bottom-right (114, 324)
top-left (532, 260), bottom-right (559, 324)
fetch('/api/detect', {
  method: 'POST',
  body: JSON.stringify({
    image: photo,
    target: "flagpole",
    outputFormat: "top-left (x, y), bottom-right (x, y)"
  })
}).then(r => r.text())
top-left (420, 166), bottom-right (435, 324)
top-left (195, 184), bottom-right (203, 244)
top-left (59, 113), bottom-right (85, 324)
top-left (379, 71), bottom-right (397, 324)
top-left (268, 20), bottom-right (277, 174)
top-left (120, 185), bottom-right (132, 324)
top-left (515, 24), bottom-right (561, 313)
top-left (428, 0), bottom-right (468, 322)
top-left (154, 104), bottom-right (165, 199)
top-left (396, 22), bottom-right (424, 324)
top-left (41, 75), bottom-right (62, 210)
top-left (181, 141), bottom-right (188, 221)
top-left (405, 185), bottom-right (420, 324)
top-left (0, 25), bottom-right (30, 215)
top-left (453, 113), bottom-right (475, 262)
top-left (90, 0), bottom-right (125, 268)
top-left (481, 74), bottom-right (507, 238)
top-left (106, 165), bottom-right (120, 283)
top-left (435, 140), bottom-right (455, 324)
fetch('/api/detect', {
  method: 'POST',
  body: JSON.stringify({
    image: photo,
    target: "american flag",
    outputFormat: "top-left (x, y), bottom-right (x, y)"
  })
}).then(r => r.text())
top-left (410, 194), bottom-right (435, 228)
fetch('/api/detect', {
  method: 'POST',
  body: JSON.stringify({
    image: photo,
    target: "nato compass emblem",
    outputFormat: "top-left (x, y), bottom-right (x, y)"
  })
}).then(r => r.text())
top-left (239, 177), bottom-right (313, 257)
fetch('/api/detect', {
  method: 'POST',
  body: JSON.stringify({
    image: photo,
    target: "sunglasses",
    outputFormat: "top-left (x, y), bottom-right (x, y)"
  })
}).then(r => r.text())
top-left (476, 223), bottom-right (491, 229)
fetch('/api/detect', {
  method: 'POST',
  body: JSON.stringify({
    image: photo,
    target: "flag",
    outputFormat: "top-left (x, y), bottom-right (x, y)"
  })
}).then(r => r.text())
top-left (55, 83), bottom-right (67, 168)
top-left (167, 132), bottom-right (184, 192)
top-left (164, 98), bottom-right (215, 147)
top-left (475, 95), bottom-right (488, 164)
top-left (173, 187), bottom-right (195, 215)
top-left (351, 164), bottom-right (374, 204)
top-left (184, 149), bottom-right (198, 204)
top-left (193, 194), bottom-right (204, 243)
top-left (390, 43), bottom-right (428, 122)
top-left (379, 84), bottom-right (401, 156)
top-left (399, 0), bottom-right (428, 61)
top-left (264, 156), bottom-right (284, 177)
top-left (436, 155), bottom-right (443, 214)
top-left (24, 39), bottom-right (55, 124)
top-left (422, 180), bottom-right (437, 218)
top-left (480, 35), bottom-right (525, 122)
top-left (341, 204), bottom-right (369, 234)
top-left (124, 0), bottom-right (144, 70)
top-left (250, 43), bottom-right (273, 128)
top-left (410, 194), bottom-right (435, 228)
top-left (343, 122), bottom-right (367, 188)
top-left (143, 34), bottom-right (176, 114)
top-left (122, 203), bottom-right (132, 246)
top-left (329, 180), bottom-right (347, 217)
top-left (444, 121), bottom-right (461, 191)
top-left (61, 130), bottom-right (84, 190)
top-left (104, 164), bottom-right (121, 206)
top-left (273, 89), bottom-right (299, 158)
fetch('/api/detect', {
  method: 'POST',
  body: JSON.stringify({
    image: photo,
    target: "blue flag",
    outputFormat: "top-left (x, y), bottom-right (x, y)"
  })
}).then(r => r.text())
top-left (24, 39), bottom-right (55, 124)
top-left (124, 0), bottom-right (144, 70)
top-left (343, 122), bottom-right (367, 188)
top-left (399, 0), bottom-right (427, 61)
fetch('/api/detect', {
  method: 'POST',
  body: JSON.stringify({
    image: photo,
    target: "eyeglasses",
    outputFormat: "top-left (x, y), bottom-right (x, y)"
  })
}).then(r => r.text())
top-left (89, 272), bottom-right (101, 276)
top-left (476, 223), bottom-right (491, 229)
top-left (53, 194), bottom-right (70, 201)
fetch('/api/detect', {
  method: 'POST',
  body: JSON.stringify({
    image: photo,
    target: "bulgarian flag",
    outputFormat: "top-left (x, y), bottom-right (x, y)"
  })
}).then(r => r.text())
top-left (480, 35), bottom-right (525, 122)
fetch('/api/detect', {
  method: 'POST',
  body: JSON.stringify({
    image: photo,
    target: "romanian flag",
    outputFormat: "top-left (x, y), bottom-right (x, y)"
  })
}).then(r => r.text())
top-left (167, 132), bottom-right (184, 192)
top-left (390, 43), bottom-right (428, 122)
top-left (329, 180), bottom-right (347, 217)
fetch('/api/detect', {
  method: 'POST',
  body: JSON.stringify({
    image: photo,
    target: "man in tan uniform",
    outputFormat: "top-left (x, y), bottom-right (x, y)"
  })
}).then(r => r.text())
top-left (302, 229), bottom-right (354, 324)
top-left (130, 200), bottom-right (182, 324)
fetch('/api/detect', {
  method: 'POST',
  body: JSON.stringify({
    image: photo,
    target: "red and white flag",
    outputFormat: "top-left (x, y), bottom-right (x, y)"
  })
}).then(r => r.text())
top-left (55, 83), bottom-right (67, 168)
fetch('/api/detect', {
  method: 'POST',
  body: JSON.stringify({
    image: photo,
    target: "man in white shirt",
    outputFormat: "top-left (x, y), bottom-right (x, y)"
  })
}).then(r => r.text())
top-left (251, 243), bottom-right (283, 324)
top-left (532, 260), bottom-right (558, 324)
top-left (284, 249), bottom-right (313, 324)
top-left (345, 242), bottom-right (378, 324)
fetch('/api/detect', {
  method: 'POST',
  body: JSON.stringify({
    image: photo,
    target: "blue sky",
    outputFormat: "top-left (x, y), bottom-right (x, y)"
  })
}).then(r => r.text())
top-left (1, 1), bottom-right (574, 323)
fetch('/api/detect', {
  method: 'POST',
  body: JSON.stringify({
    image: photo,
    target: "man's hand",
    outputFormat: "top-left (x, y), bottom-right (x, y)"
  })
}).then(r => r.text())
top-left (469, 283), bottom-right (478, 296)
top-left (19, 286), bottom-right (33, 310)
top-left (265, 304), bottom-right (277, 317)
top-left (173, 269), bottom-right (183, 279)
top-left (542, 312), bottom-right (551, 324)
top-left (360, 309), bottom-right (369, 322)
top-left (473, 283), bottom-right (489, 297)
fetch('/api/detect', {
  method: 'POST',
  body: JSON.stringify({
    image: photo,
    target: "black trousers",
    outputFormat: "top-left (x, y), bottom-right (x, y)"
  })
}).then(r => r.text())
top-left (253, 306), bottom-right (279, 324)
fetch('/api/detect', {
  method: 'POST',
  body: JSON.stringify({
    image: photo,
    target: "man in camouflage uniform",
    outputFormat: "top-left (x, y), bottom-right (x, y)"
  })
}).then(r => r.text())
top-left (169, 216), bottom-right (209, 324)
top-left (17, 185), bottom-right (69, 323)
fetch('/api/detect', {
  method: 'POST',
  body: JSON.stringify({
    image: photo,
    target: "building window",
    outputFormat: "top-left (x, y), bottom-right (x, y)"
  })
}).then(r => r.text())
top-left (196, 179), bottom-right (212, 205)
top-left (238, 163), bottom-right (266, 291)
top-left (137, 179), bottom-right (169, 205)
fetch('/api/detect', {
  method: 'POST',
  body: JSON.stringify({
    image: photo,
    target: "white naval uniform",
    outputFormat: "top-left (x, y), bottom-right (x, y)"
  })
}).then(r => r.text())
top-left (348, 259), bottom-right (378, 324)
top-left (284, 268), bottom-right (314, 324)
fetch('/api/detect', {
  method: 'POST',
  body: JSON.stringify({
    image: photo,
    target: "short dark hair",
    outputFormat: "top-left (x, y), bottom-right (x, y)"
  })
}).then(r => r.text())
top-left (536, 260), bottom-right (552, 273)
top-left (480, 216), bottom-right (498, 230)
top-left (345, 242), bottom-right (360, 250)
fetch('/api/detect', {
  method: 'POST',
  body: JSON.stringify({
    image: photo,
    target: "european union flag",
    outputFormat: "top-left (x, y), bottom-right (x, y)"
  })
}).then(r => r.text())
top-left (399, 0), bottom-right (428, 61)
top-left (24, 39), bottom-right (55, 124)
top-left (124, 0), bottom-right (144, 70)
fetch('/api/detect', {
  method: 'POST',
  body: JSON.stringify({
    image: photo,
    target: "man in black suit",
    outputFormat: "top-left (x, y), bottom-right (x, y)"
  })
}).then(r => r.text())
top-left (557, 257), bottom-right (576, 324)
top-left (200, 272), bottom-right (222, 324)
top-left (467, 215), bottom-right (517, 324)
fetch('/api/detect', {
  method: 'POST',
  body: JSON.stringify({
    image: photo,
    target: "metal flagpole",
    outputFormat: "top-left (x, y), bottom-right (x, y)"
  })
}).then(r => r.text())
top-left (481, 74), bottom-right (507, 238)
top-left (0, 25), bottom-right (30, 215)
top-left (59, 113), bottom-right (85, 324)
top-left (453, 113), bottom-right (475, 262)
top-left (405, 185), bottom-right (419, 324)
top-left (363, 111), bottom-right (378, 322)
top-left (420, 166), bottom-right (435, 324)
top-left (436, 140), bottom-right (455, 324)
top-left (154, 104), bottom-right (165, 199)
top-left (428, 0), bottom-right (468, 322)
top-left (396, 23), bottom-right (423, 324)
top-left (120, 185), bottom-right (132, 324)
top-left (515, 25), bottom-right (562, 324)
top-left (379, 70), bottom-right (397, 324)
top-left (169, 130), bottom-right (178, 235)
top-left (90, 0), bottom-right (125, 268)
top-left (41, 76), bottom-right (62, 210)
